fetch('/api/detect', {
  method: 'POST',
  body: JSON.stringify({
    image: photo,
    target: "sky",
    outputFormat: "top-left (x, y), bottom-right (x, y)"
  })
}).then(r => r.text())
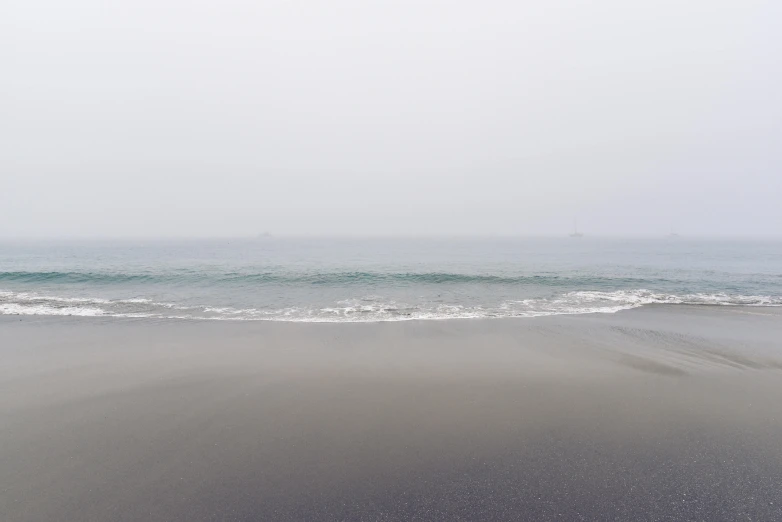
top-left (1, 0), bottom-right (780, 237)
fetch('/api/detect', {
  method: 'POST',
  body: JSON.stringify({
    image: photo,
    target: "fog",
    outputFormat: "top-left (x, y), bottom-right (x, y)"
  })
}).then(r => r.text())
top-left (2, 0), bottom-right (780, 238)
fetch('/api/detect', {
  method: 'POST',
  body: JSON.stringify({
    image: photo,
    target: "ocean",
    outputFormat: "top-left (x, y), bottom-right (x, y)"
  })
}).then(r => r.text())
top-left (1, 238), bottom-right (780, 321)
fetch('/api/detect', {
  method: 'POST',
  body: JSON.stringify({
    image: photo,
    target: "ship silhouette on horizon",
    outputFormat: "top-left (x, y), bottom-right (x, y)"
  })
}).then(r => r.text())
top-left (570, 219), bottom-right (583, 238)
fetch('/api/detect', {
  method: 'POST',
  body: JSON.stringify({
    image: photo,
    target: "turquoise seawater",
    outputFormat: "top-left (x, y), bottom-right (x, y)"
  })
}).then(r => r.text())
top-left (1, 238), bottom-right (780, 321)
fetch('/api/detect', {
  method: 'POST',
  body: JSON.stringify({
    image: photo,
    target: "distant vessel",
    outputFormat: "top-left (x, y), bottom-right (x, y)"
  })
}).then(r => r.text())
top-left (570, 220), bottom-right (583, 238)
top-left (258, 232), bottom-right (272, 239)
top-left (668, 225), bottom-right (679, 238)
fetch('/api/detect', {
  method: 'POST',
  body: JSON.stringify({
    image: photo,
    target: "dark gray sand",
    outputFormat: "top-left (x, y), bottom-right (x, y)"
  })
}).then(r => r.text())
top-left (1, 306), bottom-right (781, 521)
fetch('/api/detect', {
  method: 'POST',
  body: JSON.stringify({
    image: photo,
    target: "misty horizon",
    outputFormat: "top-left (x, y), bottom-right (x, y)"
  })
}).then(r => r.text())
top-left (1, 232), bottom-right (781, 241)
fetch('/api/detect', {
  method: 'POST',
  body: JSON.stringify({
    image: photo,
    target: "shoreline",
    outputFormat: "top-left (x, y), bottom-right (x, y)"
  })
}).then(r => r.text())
top-left (2, 305), bottom-right (781, 520)
top-left (2, 300), bottom-right (781, 322)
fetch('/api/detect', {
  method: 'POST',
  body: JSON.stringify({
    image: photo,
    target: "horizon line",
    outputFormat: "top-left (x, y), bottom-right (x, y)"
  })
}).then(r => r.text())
top-left (1, 233), bottom-right (781, 241)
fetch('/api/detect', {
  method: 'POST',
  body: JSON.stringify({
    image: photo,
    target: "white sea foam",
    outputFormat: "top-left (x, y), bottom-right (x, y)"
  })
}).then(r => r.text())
top-left (0, 291), bottom-right (111, 305)
top-left (1, 289), bottom-right (780, 322)
top-left (0, 303), bottom-right (106, 316)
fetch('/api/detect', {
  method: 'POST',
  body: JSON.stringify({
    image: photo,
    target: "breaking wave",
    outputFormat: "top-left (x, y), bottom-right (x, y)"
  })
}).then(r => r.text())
top-left (0, 269), bottom-right (692, 288)
top-left (1, 289), bottom-right (779, 322)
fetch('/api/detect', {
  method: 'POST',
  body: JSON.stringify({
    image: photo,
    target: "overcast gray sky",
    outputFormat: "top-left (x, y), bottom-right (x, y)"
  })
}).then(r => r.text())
top-left (2, 0), bottom-right (780, 237)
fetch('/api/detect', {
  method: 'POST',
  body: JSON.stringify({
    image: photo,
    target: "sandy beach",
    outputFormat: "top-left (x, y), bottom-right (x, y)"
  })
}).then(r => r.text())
top-left (1, 306), bottom-right (781, 521)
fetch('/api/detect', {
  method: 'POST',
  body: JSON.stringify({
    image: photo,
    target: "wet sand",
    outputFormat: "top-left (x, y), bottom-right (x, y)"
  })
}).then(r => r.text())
top-left (1, 306), bottom-right (781, 521)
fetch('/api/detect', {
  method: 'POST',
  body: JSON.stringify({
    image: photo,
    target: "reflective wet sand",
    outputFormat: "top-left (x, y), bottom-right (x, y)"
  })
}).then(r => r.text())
top-left (1, 306), bottom-right (781, 521)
